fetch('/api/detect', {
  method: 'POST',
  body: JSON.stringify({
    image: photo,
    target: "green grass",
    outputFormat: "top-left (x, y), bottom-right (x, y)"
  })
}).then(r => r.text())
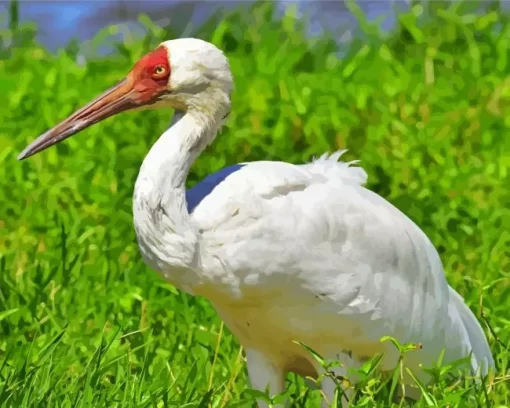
top-left (0, 1), bottom-right (509, 406)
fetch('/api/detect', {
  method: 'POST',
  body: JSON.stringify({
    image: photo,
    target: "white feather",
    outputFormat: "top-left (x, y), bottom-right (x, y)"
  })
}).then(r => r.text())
top-left (130, 38), bottom-right (494, 408)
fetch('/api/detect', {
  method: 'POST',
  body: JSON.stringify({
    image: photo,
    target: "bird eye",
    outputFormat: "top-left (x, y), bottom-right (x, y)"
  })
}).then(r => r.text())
top-left (153, 65), bottom-right (167, 77)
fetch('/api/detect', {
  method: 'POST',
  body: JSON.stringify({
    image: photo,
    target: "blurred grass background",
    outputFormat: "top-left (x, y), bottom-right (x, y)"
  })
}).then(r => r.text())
top-left (0, 0), bottom-right (509, 406)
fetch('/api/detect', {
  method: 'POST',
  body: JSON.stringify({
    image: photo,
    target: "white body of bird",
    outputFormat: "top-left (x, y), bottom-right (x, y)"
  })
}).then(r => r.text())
top-left (19, 38), bottom-right (494, 407)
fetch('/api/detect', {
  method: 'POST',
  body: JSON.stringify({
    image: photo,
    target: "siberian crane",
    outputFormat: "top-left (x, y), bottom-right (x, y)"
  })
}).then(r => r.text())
top-left (18, 38), bottom-right (494, 407)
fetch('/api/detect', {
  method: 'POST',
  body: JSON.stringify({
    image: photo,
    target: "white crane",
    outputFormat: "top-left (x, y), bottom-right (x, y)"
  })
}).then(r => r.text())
top-left (18, 38), bottom-right (494, 407)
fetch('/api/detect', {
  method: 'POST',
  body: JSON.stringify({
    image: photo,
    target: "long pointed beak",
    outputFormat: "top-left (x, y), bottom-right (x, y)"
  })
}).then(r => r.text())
top-left (18, 77), bottom-right (139, 160)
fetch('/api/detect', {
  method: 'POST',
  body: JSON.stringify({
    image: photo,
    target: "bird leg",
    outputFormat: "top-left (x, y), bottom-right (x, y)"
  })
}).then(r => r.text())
top-left (244, 348), bottom-right (287, 408)
top-left (318, 351), bottom-right (361, 408)
top-left (320, 372), bottom-right (352, 408)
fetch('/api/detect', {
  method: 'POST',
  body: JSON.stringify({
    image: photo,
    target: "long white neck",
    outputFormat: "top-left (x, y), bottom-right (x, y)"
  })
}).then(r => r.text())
top-left (132, 108), bottom-right (225, 294)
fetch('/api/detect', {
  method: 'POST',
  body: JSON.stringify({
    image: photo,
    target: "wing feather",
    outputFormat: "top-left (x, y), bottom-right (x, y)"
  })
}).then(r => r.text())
top-left (190, 151), bottom-right (493, 376)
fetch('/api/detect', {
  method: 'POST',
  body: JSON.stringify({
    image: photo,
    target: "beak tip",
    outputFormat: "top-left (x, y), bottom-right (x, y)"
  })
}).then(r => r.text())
top-left (17, 148), bottom-right (30, 161)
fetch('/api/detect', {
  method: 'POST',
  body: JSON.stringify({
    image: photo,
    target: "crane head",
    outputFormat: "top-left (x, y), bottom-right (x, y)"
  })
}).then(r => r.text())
top-left (18, 38), bottom-right (232, 160)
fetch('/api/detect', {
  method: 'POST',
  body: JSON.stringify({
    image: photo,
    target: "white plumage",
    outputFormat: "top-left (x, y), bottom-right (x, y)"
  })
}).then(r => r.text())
top-left (19, 38), bottom-right (494, 407)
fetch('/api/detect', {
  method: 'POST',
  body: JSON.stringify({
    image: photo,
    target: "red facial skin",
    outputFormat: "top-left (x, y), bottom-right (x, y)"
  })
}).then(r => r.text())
top-left (71, 45), bottom-right (172, 111)
top-left (128, 46), bottom-right (171, 103)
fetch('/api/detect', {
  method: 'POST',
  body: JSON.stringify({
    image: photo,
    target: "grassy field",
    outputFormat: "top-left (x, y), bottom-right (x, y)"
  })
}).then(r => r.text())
top-left (0, 1), bottom-right (509, 406)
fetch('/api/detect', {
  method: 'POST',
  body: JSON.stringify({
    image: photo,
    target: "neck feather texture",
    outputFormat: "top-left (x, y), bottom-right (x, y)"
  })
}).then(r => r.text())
top-left (132, 107), bottom-right (225, 294)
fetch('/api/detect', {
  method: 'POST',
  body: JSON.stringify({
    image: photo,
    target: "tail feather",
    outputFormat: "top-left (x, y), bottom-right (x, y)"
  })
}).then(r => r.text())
top-left (449, 287), bottom-right (494, 376)
top-left (305, 150), bottom-right (368, 186)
